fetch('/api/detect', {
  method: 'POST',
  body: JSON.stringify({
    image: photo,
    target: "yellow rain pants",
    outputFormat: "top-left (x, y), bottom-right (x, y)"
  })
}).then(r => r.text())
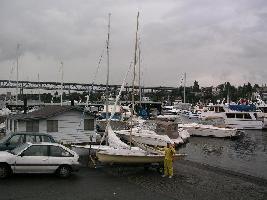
top-left (164, 159), bottom-right (173, 176)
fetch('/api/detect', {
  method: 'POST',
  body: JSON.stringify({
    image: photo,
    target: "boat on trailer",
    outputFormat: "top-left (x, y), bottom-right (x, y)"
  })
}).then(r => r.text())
top-left (91, 13), bottom-right (186, 166)
top-left (96, 149), bottom-right (185, 164)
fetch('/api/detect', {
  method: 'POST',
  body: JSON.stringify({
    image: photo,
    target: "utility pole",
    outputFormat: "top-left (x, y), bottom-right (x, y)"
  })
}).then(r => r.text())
top-left (16, 44), bottom-right (20, 106)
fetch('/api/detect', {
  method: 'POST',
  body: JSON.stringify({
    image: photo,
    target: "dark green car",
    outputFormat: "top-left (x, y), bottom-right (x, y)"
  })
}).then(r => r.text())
top-left (0, 133), bottom-right (56, 151)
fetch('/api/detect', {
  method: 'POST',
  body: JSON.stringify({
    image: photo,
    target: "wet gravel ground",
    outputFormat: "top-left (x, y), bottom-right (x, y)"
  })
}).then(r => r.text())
top-left (103, 160), bottom-right (267, 200)
top-left (0, 160), bottom-right (267, 200)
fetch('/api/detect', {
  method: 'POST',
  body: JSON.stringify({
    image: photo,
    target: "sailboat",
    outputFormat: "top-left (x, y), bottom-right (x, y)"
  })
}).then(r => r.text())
top-left (96, 12), bottom-right (186, 164)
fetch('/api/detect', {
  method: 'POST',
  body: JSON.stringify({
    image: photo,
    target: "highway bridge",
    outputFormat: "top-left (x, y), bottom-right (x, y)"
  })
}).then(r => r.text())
top-left (0, 79), bottom-right (177, 93)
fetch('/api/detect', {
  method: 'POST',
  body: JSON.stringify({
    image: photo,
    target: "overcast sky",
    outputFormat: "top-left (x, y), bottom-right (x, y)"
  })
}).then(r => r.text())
top-left (0, 0), bottom-right (267, 88)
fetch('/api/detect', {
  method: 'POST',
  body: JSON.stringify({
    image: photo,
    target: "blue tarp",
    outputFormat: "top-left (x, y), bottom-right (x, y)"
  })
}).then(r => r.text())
top-left (138, 107), bottom-right (149, 119)
top-left (228, 104), bottom-right (256, 112)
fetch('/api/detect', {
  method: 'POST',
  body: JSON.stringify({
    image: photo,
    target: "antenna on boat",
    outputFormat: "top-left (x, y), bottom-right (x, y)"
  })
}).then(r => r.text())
top-left (130, 11), bottom-right (140, 149)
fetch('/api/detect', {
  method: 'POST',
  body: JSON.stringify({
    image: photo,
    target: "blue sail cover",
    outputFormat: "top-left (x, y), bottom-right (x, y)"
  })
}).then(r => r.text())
top-left (228, 104), bottom-right (256, 112)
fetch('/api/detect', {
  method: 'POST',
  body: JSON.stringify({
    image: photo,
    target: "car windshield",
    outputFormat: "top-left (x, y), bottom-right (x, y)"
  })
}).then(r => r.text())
top-left (0, 134), bottom-right (10, 143)
top-left (10, 143), bottom-right (30, 155)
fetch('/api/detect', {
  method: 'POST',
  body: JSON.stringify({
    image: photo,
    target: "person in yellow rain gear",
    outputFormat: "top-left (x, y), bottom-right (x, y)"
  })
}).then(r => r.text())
top-left (161, 142), bottom-right (175, 178)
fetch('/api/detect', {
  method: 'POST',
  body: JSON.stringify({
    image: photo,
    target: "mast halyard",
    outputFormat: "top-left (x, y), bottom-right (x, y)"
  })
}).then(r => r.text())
top-left (130, 11), bottom-right (140, 149)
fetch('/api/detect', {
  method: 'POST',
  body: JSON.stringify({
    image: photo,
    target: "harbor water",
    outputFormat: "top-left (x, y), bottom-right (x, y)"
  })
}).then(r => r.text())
top-left (179, 129), bottom-right (267, 179)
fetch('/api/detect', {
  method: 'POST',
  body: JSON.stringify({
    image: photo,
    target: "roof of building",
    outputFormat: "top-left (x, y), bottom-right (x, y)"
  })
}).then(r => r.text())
top-left (8, 105), bottom-right (93, 120)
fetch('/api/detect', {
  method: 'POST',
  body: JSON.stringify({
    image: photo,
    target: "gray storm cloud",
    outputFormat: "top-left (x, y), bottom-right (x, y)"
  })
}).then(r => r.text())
top-left (0, 0), bottom-right (266, 87)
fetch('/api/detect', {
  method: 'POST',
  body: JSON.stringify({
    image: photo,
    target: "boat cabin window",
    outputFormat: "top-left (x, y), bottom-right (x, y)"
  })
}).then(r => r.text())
top-left (253, 113), bottom-right (258, 119)
top-left (236, 113), bottom-right (243, 119)
top-left (259, 107), bottom-right (267, 113)
top-left (214, 106), bottom-right (225, 113)
top-left (208, 107), bottom-right (214, 111)
top-left (226, 113), bottom-right (235, 118)
top-left (244, 113), bottom-right (252, 119)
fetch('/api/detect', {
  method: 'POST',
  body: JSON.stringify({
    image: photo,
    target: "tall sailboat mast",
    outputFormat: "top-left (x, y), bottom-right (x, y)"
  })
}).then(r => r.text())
top-left (105, 13), bottom-right (111, 124)
top-left (138, 39), bottom-right (142, 106)
top-left (130, 11), bottom-right (140, 149)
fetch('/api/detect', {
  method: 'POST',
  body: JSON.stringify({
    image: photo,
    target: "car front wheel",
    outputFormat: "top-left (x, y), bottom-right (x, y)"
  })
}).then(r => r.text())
top-left (0, 164), bottom-right (10, 179)
top-left (57, 165), bottom-right (71, 178)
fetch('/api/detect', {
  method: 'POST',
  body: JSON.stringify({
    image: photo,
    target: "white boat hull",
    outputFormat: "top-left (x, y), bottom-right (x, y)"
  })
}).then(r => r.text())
top-left (115, 129), bottom-right (173, 147)
top-left (179, 123), bottom-right (238, 138)
top-left (224, 119), bottom-right (263, 130)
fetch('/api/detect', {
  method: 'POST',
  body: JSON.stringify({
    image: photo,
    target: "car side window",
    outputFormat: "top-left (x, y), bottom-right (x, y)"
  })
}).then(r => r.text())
top-left (50, 146), bottom-right (73, 157)
top-left (35, 136), bottom-right (42, 142)
top-left (8, 135), bottom-right (24, 145)
top-left (25, 135), bottom-right (35, 143)
top-left (42, 136), bottom-right (51, 142)
top-left (23, 145), bottom-right (48, 156)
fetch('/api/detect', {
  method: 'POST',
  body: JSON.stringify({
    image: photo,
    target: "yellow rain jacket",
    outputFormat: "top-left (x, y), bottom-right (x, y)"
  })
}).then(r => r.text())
top-left (164, 146), bottom-right (175, 161)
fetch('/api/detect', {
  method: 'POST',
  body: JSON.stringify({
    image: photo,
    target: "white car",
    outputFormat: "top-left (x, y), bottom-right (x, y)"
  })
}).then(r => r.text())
top-left (0, 142), bottom-right (80, 179)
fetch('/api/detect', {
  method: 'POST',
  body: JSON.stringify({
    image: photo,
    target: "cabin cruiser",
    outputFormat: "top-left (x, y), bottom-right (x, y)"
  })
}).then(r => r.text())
top-left (258, 106), bottom-right (267, 129)
top-left (224, 111), bottom-right (263, 130)
top-left (199, 104), bottom-right (226, 120)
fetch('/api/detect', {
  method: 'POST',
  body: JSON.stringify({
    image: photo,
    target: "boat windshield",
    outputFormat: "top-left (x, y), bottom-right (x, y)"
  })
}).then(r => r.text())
top-left (10, 143), bottom-right (30, 155)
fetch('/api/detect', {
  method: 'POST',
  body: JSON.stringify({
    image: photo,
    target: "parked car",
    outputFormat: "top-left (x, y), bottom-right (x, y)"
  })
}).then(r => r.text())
top-left (0, 132), bottom-right (56, 151)
top-left (0, 142), bottom-right (80, 178)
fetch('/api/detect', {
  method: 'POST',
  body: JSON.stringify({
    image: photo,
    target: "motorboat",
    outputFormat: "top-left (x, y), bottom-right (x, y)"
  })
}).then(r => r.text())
top-left (224, 111), bottom-right (263, 130)
top-left (178, 123), bottom-right (241, 138)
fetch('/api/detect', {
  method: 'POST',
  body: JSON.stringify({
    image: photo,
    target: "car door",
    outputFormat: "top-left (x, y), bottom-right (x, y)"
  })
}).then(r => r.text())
top-left (48, 145), bottom-right (74, 172)
top-left (14, 145), bottom-right (49, 174)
